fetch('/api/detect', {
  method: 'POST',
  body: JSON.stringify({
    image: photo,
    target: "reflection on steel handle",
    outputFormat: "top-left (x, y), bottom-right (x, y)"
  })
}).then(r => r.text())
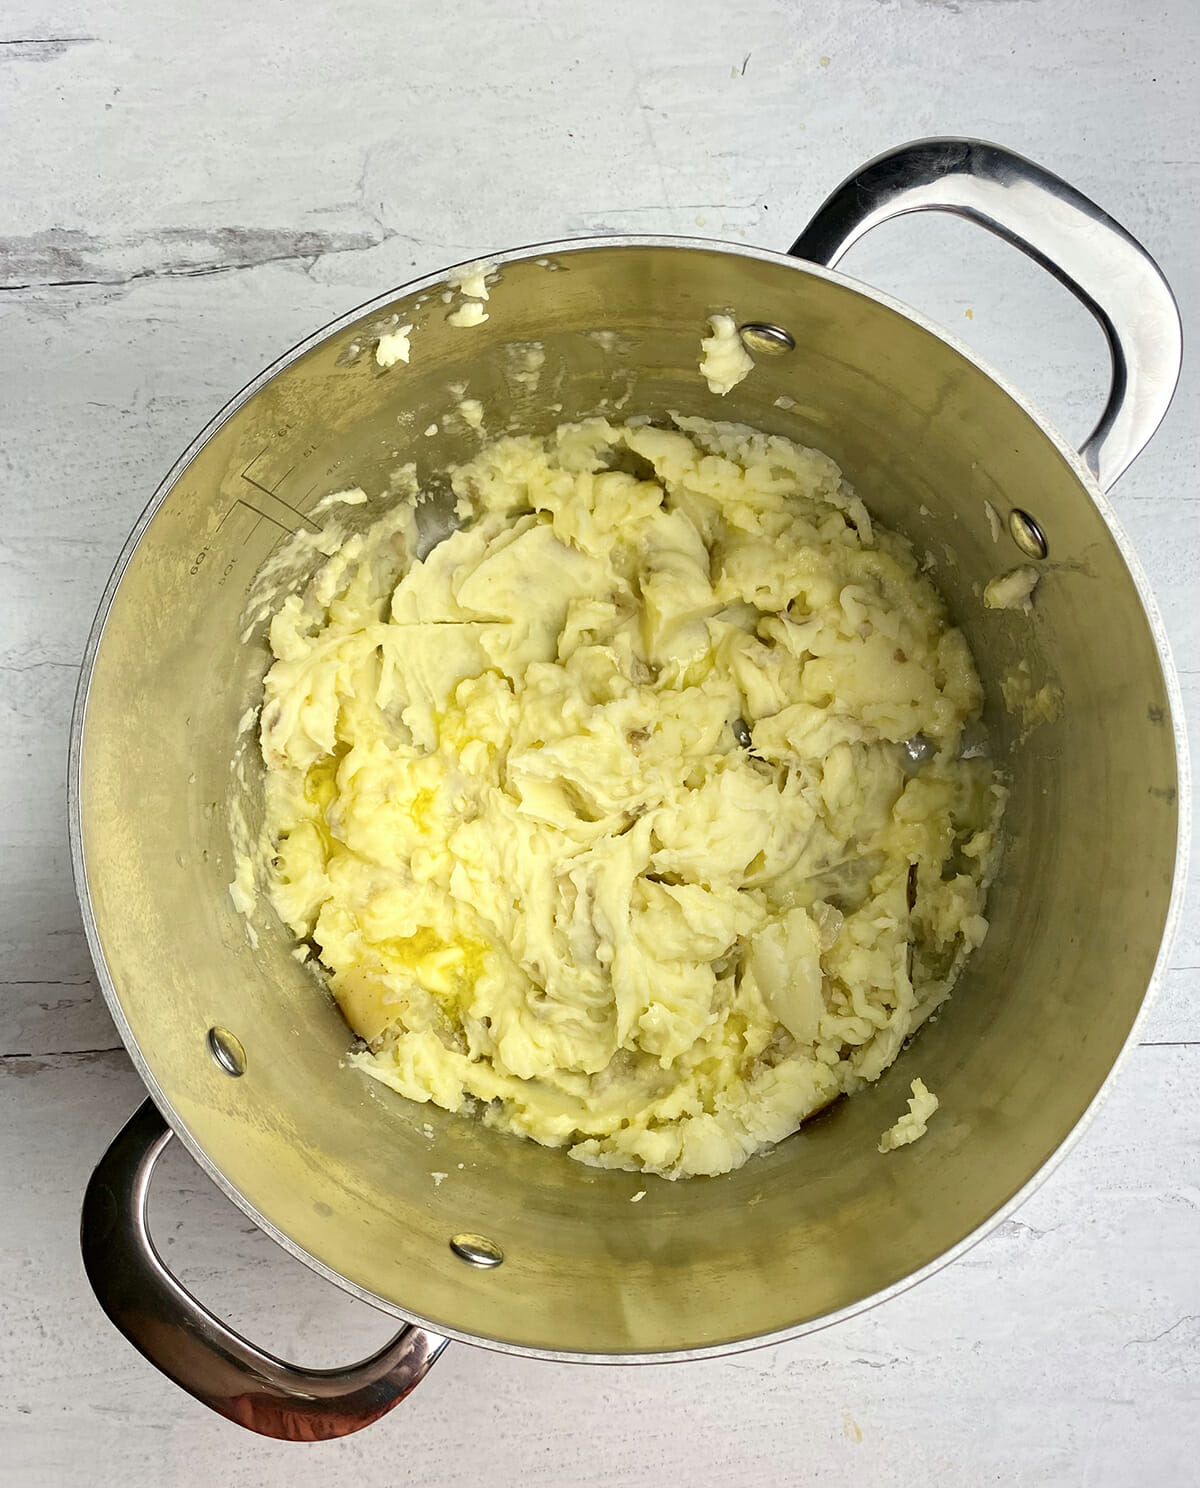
top-left (81, 1100), bottom-right (449, 1440)
top-left (789, 138), bottom-right (1183, 492)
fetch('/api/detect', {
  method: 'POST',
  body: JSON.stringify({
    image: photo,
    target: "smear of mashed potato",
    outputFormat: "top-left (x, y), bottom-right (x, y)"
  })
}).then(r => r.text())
top-left (984, 565), bottom-right (1039, 612)
top-left (375, 324), bottom-right (412, 368)
top-left (253, 416), bottom-right (1002, 1179)
top-left (878, 1077), bottom-right (939, 1152)
top-left (699, 314), bottom-right (754, 395)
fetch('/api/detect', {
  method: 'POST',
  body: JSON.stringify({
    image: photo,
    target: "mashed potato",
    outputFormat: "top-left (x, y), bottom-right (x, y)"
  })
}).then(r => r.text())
top-left (253, 415), bottom-right (1002, 1179)
top-left (878, 1077), bottom-right (940, 1153)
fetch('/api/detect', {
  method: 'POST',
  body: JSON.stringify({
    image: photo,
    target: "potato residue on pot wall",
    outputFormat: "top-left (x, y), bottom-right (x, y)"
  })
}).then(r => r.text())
top-left (242, 414), bottom-right (1004, 1179)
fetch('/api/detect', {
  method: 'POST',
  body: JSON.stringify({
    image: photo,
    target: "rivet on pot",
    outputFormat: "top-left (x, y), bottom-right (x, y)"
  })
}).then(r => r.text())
top-left (450, 1233), bottom-right (504, 1268)
top-left (739, 322), bottom-right (795, 356)
top-left (1009, 508), bottom-right (1048, 560)
top-left (207, 1026), bottom-right (246, 1077)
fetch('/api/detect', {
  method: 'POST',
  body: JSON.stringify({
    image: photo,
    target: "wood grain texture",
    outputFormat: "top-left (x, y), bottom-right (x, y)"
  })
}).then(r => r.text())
top-left (2, 0), bottom-right (1197, 1481)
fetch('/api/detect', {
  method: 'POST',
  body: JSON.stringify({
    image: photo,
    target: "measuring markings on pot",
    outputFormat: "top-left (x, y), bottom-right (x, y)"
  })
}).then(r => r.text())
top-left (450, 1234), bottom-right (504, 1268)
top-left (207, 1026), bottom-right (246, 1077)
top-left (188, 452), bottom-right (327, 584)
top-left (235, 453), bottom-right (325, 536)
top-left (1008, 508), bottom-right (1048, 560)
top-left (739, 322), bottom-right (795, 356)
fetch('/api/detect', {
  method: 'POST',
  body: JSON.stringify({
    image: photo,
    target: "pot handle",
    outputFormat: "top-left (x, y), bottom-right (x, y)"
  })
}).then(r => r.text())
top-left (788, 138), bottom-right (1182, 492)
top-left (80, 1099), bottom-right (449, 1440)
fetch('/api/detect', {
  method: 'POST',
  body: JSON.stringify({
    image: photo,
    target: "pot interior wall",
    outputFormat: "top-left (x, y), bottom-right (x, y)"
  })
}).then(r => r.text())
top-left (77, 244), bottom-right (1180, 1355)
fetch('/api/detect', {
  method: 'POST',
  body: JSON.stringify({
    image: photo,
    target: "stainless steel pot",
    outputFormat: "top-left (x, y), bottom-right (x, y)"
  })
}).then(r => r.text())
top-left (71, 140), bottom-right (1188, 1440)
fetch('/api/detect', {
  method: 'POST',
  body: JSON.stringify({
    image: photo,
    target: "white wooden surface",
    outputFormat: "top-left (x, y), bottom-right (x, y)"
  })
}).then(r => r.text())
top-left (2, 1), bottom-right (1197, 1483)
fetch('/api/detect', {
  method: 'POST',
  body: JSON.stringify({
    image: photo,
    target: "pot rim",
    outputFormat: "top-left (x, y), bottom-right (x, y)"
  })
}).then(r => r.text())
top-left (68, 232), bottom-right (1192, 1364)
